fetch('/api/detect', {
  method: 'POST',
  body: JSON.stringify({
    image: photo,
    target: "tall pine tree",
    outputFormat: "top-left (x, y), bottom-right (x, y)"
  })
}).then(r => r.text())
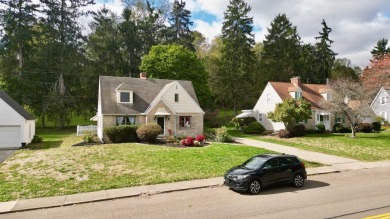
top-left (260, 14), bottom-right (302, 83)
top-left (314, 19), bottom-right (337, 84)
top-left (167, 0), bottom-right (194, 50)
top-left (210, 0), bottom-right (256, 114)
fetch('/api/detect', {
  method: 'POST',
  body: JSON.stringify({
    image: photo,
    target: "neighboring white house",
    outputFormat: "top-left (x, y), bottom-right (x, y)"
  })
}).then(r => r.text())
top-left (96, 74), bottom-right (204, 141)
top-left (0, 91), bottom-right (35, 149)
top-left (370, 87), bottom-right (390, 123)
top-left (237, 77), bottom-right (368, 132)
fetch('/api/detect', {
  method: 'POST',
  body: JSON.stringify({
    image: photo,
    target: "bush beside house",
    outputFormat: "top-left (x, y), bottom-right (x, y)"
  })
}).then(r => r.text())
top-left (104, 125), bottom-right (139, 143)
top-left (243, 122), bottom-right (265, 134)
top-left (136, 123), bottom-right (162, 143)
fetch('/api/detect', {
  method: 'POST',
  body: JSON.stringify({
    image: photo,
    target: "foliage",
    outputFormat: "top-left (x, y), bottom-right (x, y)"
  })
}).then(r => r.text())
top-left (267, 98), bottom-right (312, 132)
top-left (371, 38), bottom-right (390, 60)
top-left (180, 136), bottom-right (194, 146)
top-left (104, 125), bottom-right (139, 143)
top-left (136, 123), bottom-right (162, 143)
top-left (195, 134), bottom-right (205, 142)
top-left (277, 129), bottom-right (291, 138)
top-left (315, 124), bottom-right (326, 134)
top-left (375, 116), bottom-right (385, 124)
top-left (330, 58), bottom-right (360, 81)
top-left (230, 117), bottom-right (257, 129)
top-left (215, 126), bottom-right (234, 143)
top-left (83, 131), bottom-right (94, 143)
top-left (140, 44), bottom-right (211, 107)
top-left (321, 78), bottom-right (375, 137)
top-left (243, 122), bottom-right (265, 134)
top-left (357, 123), bottom-right (374, 133)
top-left (204, 128), bottom-right (216, 141)
top-left (333, 123), bottom-right (344, 133)
top-left (210, 0), bottom-right (258, 113)
top-left (291, 124), bottom-right (306, 137)
top-left (31, 135), bottom-right (43, 144)
top-left (372, 122), bottom-right (381, 131)
top-left (167, 0), bottom-right (194, 50)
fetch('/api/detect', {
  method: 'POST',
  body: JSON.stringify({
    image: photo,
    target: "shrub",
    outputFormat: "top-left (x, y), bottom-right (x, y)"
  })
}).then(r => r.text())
top-left (230, 118), bottom-right (244, 129)
top-left (315, 124), bottom-right (325, 134)
top-left (291, 124), bottom-right (305, 137)
top-left (31, 135), bottom-right (43, 144)
top-left (277, 129), bottom-right (291, 138)
top-left (104, 125), bottom-right (139, 143)
top-left (243, 122), bottom-right (265, 134)
top-left (333, 123), bottom-right (344, 133)
top-left (357, 123), bottom-right (374, 133)
top-left (242, 117), bottom-right (257, 127)
top-left (136, 123), bottom-right (162, 143)
top-left (204, 128), bottom-right (216, 141)
top-left (195, 134), bottom-right (205, 142)
top-left (180, 136), bottom-right (194, 146)
top-left (339, 127), bottom-right (352, 133)
top-left (215, 126), bottom-right (234, 143)
top-left (83, 131), bottom-right (94, 143)
top-left (166, 136), bottom-right (177, 143)
top-left (372, 122), bottom-right (381, 131)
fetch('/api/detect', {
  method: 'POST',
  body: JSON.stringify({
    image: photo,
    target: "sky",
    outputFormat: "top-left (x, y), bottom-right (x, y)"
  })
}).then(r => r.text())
top-left (92, 0), bottom-right (390, 67)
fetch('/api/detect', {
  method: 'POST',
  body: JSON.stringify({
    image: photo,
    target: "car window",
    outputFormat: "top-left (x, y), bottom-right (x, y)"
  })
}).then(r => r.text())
top-left (263, 158), bottom-right (279, 169)
top-left (279, 157), bottom-right (295, 166)
top-left (242, 157), bottom-right (268, 170)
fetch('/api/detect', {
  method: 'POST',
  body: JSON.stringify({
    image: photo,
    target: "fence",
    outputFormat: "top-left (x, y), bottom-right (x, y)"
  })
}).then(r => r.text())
top-left (77, 125), bottom-right (97, 136)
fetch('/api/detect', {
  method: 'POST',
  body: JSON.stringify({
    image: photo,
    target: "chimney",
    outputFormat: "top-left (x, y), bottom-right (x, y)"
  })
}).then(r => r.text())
top-left (140, 72), bottom-right (147, 79)
top-left (291, 76), bottom-right (302, 87)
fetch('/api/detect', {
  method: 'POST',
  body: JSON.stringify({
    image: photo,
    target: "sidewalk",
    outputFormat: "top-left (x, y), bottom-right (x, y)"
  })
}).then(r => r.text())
top-left (1, 138), bottom-right (390, 214)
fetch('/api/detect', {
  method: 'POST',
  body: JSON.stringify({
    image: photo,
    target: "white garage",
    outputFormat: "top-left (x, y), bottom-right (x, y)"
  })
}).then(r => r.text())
top-left (0, 91), bottom-right (35, 149)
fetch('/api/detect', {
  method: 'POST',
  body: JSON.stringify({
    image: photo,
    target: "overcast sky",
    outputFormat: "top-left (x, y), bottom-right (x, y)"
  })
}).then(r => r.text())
top-left (94, 0), bottom-right (390, 67)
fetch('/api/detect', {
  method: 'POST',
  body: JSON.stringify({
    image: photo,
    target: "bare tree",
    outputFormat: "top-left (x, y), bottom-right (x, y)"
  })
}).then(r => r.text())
top-left (321, 78), bottom-right (375, 138)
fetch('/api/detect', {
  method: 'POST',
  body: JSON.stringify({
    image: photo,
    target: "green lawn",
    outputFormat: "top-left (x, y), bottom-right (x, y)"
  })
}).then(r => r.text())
top-left (230, 130), bottom-right (390, 162)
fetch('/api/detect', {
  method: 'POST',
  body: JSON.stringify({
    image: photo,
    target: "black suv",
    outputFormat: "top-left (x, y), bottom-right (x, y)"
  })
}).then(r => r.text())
top-left (224, 154), bottom-right (307, 194)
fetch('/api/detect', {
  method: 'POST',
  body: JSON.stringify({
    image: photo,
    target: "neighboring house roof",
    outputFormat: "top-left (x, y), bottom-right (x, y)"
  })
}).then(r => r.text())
top-left (269, 81), bottom-right (329, 109)
top-left (99, 76), bottom-right (201, 115)
top-left (0, 90), bottom-right (35, 120)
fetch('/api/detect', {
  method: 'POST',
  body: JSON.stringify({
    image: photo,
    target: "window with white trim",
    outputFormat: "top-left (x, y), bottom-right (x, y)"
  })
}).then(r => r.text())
top-left (258, 113), bottom-right (263, 122)
top-left (295, 91), bottom-right (302, 99)
top-left (266, 94), bottom-right (271, 103)
top-left (179, 116), bottom-right (191, 128)
top-left (380, 96), bottom-right (386, 104)
top-left (335, 113), bottom-right (345, 123)
top-left (175, 93), bottom-right (179, 102)
top-left (380, 111), bottom-right (387, 120)
top-left (117, 91), bottom-right (133, 103)
top-left (116, 116), bottom-right (136, 125)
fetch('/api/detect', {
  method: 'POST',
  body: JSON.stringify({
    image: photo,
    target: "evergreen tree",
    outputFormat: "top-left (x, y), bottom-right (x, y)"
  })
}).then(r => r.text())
top-left (167, 0), bottom-right (194, 50)
top-left (314, 19), bottom-right (337, 84)
top-left (210, 0), bottom-right (256, 114)
top-left (260, 13), bottom-right (301, 83)
top-left (371, 38), bottom-right (390, 60)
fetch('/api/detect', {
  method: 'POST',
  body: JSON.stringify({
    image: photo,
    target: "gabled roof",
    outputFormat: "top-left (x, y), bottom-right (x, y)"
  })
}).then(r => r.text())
top-left (99, 76), bottom-right (200, 115)
top-left (0, 90), bottom-right (35, 120)
top-left (370, 87), bottom-right (390, 107)
top-left (269, 82), bottom-right (329, 109)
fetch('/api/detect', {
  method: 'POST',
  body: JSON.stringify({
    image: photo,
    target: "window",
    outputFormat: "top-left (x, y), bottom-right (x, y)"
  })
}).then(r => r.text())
top-left (264, 158), bottom-right (279, 169)
top-left (266, 94), bottom-right (271, 103)
top-left (175, 93), bottom-right (179, 102)
top-left (335, 113), bottom-right (345, 123)
top-left (116, 116), bottom-right (135, 126)
top-left (258, 113), bottom-right (263, 122)
top-left (179, 116), bottom-right (191, 128)
top-left (295, 91), bottom-right (302, 99)
top-left (380, 96), bottom-right (386, 104)
top-left (117, 91), bottom-right (133, 103)
top-left (279, 157), bottom-right (295, 166)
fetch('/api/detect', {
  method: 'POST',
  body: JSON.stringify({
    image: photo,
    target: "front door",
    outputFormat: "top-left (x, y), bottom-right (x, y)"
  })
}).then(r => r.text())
top-left (319, 115), bottom-right (330, 131)
top-left (156, 117), bottom-right (165, 135)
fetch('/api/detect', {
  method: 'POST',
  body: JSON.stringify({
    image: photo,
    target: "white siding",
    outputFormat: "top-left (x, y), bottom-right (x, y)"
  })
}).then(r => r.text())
top-left (97, 80), bottom-right (103, 139)
top-left (0, 98), bottom-right (25, 125)
top-left (253, 83), bottom-right (285, 131)
top-left (371, 88), bottom-right (390, 123)
top-left (0, 126), bottom-right (20, 148)
top-left (161, 81), bottom-right (204, 114)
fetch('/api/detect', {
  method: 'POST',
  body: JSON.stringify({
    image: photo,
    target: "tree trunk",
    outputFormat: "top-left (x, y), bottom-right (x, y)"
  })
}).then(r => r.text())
top-left (350, 124), bottom-right (356, 138)
top-left (41, 113), bottom-right (46, 128)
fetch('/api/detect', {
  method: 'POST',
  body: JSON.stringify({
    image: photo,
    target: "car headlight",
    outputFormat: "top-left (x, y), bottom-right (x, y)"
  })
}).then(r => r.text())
top-left (235, 175), bottom-right (250, 180)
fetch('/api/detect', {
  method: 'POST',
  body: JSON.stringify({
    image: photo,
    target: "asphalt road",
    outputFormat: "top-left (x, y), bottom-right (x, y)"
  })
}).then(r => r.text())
top-left (3, 167), bottom-right (390, 219)
top-left (0, 150), bottom-right (15, 164)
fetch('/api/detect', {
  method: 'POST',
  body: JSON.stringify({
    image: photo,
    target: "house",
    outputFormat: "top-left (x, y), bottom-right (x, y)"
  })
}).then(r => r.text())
top-left (96, 74), bottom-right (204, 141)
top-left (0, 91), bottom-right (35, 149)
top-left (370, 87), bottom-right (390, 124)
top-left (237, 77), bottom-right (347, 131)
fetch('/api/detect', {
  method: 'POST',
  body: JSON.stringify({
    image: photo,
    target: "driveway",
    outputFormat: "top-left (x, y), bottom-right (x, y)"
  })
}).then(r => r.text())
top-left (0, 150), bottom-right (16, 163)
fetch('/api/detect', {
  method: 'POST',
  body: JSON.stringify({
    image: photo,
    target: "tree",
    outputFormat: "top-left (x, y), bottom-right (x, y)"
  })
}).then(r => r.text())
top-left (140, 44), bottom-right (210, 107)
top-left (192, 31), bottom-right (209, 59)
top-left (260, 13), bottom-right (302, 83)
top-left (314, 19), bottom-right (337, 84)
top-left (211, 0), bottom-right (256, 114)
top-left (167, 0), bottom-right (194, 50)
top-left (371, 38), bottom-right (390, 60)
top-left (321, 78), bottom-right (375, 138)
top-left (361, 39), bottom-right (390, 93)
top-left (330, 58), bottom-right (359, 81)
top-left (267, 98), bottom-right (312, 132)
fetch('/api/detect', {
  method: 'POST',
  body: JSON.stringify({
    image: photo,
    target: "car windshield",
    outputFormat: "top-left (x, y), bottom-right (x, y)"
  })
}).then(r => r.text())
top-left (242, 157), bottom-right (268, 170)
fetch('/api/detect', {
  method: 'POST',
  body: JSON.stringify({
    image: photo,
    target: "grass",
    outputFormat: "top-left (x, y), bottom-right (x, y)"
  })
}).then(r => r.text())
top-left (230, 129), bottom-right (390, 162)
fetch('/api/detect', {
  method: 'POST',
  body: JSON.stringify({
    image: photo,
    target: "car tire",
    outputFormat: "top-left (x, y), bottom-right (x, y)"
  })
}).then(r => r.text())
top-left (248, 180), bottom-right (261, 194)
top-left (292, 174), bottom-right (305, 188)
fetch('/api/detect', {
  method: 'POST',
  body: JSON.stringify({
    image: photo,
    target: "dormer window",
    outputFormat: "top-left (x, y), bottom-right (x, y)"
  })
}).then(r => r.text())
top-left (117, 91), bottom-right (133, 103)
top-left (175, 93), bottom-right (179, 102)
top-left (295, 91), bottom-right (302, 99)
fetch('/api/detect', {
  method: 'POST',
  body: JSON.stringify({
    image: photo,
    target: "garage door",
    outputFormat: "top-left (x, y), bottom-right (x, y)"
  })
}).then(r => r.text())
top-left (0, 126), bottom-right (21, 149)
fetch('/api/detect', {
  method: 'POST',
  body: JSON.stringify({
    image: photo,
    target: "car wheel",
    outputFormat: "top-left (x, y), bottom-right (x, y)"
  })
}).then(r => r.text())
top-left (292, 174), bottom-right (305, 188)
top-left (248, 180), bottom-right (261, 194)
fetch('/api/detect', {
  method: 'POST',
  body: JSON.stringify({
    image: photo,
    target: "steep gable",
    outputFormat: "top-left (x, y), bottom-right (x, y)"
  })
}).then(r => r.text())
top-left (0, 91), bottom-right (35, 120)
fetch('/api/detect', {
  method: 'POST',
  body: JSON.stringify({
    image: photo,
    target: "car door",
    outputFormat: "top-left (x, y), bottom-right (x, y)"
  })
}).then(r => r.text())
top-left (278, 157), bottom-right (295, 182)
top-left (260, 158), bottom-right (282, 186)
